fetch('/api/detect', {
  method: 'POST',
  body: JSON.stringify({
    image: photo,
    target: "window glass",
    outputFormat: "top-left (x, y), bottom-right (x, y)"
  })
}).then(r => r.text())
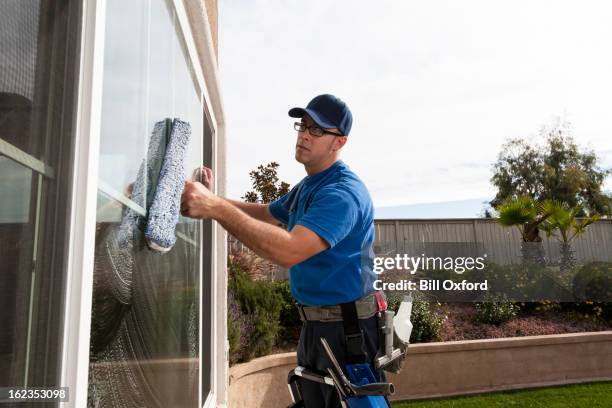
top-left (88, 0), bottom-right (204, 406)
top-left (0, 0), bottom-right (81, 389)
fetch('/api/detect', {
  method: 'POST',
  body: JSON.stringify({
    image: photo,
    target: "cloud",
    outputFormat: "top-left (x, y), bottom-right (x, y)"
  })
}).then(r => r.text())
top-left (219, 1), bottom-right (612, 208)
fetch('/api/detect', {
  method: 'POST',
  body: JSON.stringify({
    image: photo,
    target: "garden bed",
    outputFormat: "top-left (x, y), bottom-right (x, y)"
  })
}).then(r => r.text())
top-left (439, 302), bottom-right (612, 341)
top-left (271, 302), bottom-right (612, 353)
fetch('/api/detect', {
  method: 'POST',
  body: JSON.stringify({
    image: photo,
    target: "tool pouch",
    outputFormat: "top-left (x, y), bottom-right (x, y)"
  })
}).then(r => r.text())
top-left (384, 328), bottom-right (408, 374)
top-left (374, 292), bottom-right (409, 374)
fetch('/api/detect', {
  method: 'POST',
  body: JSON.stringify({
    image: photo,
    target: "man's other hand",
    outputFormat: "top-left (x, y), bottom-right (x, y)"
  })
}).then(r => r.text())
top-left (192, 166), bottom-right (214, 192)
top-left (181, 181), bottom-right (219, 219)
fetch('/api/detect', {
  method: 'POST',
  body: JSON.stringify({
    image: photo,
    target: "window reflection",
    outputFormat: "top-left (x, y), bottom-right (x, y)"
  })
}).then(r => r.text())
top-left (88, 0), bottom-right (203, 406)
top-left (0, 0), bottom-right (81, 391)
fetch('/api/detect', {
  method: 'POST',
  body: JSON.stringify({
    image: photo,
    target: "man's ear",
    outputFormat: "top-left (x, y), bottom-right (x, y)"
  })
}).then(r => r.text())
top-left (333, 136), bottom-right (348, 151)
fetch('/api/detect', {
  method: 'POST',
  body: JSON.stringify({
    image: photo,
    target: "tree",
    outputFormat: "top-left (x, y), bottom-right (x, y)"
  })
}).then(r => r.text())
top-left (495, 196), bottom-right (554, 265)
top-left (540, 202), bottom-right (600, 271)
top-left (490, 120), bottom-right (611, 216)
top-left (242, 162), bottom-right (290, 204)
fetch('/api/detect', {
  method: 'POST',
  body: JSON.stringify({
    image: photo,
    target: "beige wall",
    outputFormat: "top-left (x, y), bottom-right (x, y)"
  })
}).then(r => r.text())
top-left (229, 332), bottom-right (612, 407)
top-left (204, 0), bottom-right (218, 60)
top-left (387, 331), bottom-right (612, 401)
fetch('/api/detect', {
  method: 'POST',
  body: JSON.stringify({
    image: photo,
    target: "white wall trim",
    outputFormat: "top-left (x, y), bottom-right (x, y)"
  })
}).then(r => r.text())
top-left (182, 0), bottom-right (225, 131)
top-left (181, 2), bottom-right (228, 407)
top-left (60, 0), bottom-right (106, 406)
top-left (173, 0), bottom-right (206, 102)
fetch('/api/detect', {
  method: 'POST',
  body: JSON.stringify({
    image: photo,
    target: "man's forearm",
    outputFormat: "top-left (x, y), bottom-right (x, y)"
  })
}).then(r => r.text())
top-left (225, 199), bottom-right (278, 225)
top-left (214, 198), bottom-right (295, 267)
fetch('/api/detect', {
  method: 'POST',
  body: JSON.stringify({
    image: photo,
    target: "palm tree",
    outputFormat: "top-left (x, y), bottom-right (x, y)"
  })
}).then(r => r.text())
top-left (540, 202), bottom-right (600, 270)
top-left (496, 196), bottom-right (555, 265)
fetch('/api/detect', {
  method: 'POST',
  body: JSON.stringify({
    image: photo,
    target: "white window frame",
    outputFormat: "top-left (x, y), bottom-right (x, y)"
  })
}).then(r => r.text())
top-left (60, 0), bottom-right (227, 407)
top-left (60, 0), bottom-right (106, 406)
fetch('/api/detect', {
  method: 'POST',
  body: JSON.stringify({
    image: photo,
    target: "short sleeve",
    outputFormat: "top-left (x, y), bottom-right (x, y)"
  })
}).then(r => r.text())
top-left (296, 186), bottom-right (358, 248)
top-left (269, 193), bottom-right (290, 225)
top-left (269, 180), bottom-right (306, 225)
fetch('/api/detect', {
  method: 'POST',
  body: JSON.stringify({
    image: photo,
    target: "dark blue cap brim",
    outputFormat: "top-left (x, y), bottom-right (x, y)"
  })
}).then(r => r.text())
top-left (288, 107), bottom-right (336, 130)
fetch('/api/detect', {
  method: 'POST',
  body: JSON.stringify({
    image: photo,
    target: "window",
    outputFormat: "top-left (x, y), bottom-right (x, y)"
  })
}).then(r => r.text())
top-left (87, 0), bottom-right (210, 406)
top-left (0, 0), bottom-right (82, 389)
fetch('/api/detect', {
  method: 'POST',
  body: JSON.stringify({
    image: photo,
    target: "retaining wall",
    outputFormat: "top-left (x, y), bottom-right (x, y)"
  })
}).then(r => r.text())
top-left (228, 331), bottom-right (612, 407)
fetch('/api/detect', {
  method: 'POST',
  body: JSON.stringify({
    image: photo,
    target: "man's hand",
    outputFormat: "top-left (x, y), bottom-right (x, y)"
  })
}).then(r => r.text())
top-left (192, 166), bottom-right (214, 192)
top-left (181, 181), bottom-right (220, 219)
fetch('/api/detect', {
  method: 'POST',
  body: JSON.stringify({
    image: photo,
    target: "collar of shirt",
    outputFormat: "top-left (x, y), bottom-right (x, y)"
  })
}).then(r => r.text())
top-left (303, 160), bottom-right (344, 187)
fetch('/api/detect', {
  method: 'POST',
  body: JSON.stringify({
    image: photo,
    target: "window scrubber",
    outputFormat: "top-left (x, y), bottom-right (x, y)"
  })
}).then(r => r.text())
top-left (145, 118), bottom-right (191, 253)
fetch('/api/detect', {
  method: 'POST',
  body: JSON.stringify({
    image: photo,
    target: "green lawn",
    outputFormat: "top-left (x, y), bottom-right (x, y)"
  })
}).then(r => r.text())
top-left (392, 381), bottom-right (612, 408)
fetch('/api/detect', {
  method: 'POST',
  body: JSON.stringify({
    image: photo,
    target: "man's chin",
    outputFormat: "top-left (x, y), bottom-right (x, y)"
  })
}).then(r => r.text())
top-left (295, 150), bottom-right (307, 164)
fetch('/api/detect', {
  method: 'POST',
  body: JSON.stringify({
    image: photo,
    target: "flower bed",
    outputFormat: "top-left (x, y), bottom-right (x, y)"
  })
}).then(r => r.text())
top-left (439, 302), bottom-right (612, 341)
top-left (268, 302), bottom-right (612, 354)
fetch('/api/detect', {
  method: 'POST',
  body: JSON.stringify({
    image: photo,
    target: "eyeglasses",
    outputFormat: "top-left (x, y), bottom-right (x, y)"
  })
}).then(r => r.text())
top-left (294, 121), bottom-right (344, 137)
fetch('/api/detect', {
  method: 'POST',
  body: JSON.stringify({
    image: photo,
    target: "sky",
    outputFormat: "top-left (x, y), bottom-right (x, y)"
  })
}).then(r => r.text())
top-left (219, 0), bottom-right (612, 216)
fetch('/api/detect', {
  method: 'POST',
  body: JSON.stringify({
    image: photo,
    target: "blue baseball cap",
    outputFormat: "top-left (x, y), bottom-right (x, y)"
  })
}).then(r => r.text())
top-left (288, 94), bottom-right (353, 136)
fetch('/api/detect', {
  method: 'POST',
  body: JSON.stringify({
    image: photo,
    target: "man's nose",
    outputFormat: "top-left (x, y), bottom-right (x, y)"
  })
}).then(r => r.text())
top-left (298, 131), bottom-right (311, 143)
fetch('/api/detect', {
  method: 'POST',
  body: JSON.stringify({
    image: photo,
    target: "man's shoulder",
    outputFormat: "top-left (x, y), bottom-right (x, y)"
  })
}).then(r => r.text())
top-left (315, 169), bottom-right (373, 213)
top-left (336, 165), bottom-right (372, 200)
top-left (321, 161), bottom-right (364, 186)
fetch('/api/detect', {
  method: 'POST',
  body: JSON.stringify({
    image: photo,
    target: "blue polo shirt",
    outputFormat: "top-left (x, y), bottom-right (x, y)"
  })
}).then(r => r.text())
top-left (269, 160), bottom-right (376, 306)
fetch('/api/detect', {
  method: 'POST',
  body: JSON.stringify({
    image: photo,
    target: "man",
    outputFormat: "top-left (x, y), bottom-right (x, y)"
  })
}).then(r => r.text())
top-left (181, 94), bottom-right (383, 407)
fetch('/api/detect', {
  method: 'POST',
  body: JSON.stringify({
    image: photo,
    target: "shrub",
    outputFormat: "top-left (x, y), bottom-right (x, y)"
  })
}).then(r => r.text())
top-left (474, 292), bottom-right (520, 324)
top-left (385, 291), bottom-right (404, 315)
top-left (572, 262), bottom-right (612, 302)
top-left (561, 301), bottom-right (609, 323)
top-left (272, 280), bottom-right (300, 327)
top-left (466, 262), bottom-right (575, 304)
top-left (227, 289), bottom-right (255, 364)
top-left (227, 290), bottom-right (241, 359)
top-left (272, 280), bottom-right (301, 346)
top-left (228, 257), bottom-right (283, 362)
top-left (386, 292), bottom-right (446, 343)
top-left (411, 300), bottom-right (446, 343)
top-left (567, 262), bottom-right (612, 321)
top-left (409, 297), bottom-right (446, 343)
top-left (516, 299), bottom-right (564, 315)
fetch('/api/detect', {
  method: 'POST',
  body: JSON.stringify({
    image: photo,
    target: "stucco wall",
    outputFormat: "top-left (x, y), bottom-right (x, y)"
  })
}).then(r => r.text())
top-left (203, 0), bottom-right (218, 59)
top-left (229, 332), bottom-right (612, 407)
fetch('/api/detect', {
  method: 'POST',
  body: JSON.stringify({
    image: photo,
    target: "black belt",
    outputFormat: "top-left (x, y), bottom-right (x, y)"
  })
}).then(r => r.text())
top-left (297, 292), bottom-right (384, 364)
top-left (296, 292), bottom-right (379, 322)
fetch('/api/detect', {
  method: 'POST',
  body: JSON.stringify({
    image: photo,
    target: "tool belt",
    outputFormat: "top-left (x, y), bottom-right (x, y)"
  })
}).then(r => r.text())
top-left (297, 291), bottom-right (388, 365)
top-left (296, 292), bottom-right (384, 322)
